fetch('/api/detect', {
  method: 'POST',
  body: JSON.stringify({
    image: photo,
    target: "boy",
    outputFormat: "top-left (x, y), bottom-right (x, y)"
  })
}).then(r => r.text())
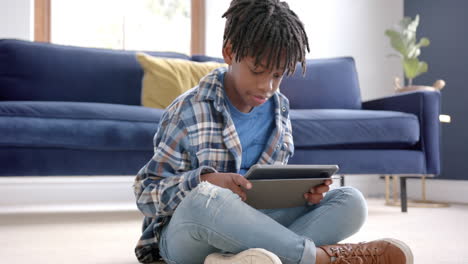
top-left (134, 0), bottom-right (413, 263)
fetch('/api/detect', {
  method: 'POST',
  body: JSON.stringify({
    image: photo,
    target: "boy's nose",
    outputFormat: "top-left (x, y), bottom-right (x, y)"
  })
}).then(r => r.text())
top-left (257, 78), bottom-right (274, 93)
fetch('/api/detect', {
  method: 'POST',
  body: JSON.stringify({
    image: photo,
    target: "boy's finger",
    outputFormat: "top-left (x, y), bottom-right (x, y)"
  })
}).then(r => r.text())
top-left (233, 174), bottom-right (252, 189)
top-left (309, 184), bottom-right (330, 194)
top-left (232, 184), bottom-right (247, 201)
top-left (304, 193), bottom-right (323, 204)
top-left (316, 184), bottom-right (330, 194)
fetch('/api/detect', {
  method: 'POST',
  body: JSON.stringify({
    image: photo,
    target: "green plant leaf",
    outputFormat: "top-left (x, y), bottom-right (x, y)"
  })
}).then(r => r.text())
top-left (404, 59), bottom-right (428, 79)
top-left (418, 61), bottom-right (428, 75)
top-left (385, 29), bottom-right (408, 57)
top-left (418, 37), bottom-right (430, 47)
top-left (402, 28), bottom-right (416, 45)
top-left (399, 17), bottom-right (413, 29)
top-left (407, 46), bottom-right (421, 59)
top-left (386, 14), bottom-right (430, 83)
top-left (407, 14), bottom-right (419, 33)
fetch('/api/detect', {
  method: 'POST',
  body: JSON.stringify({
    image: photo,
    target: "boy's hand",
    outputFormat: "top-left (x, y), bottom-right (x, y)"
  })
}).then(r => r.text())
top-left (304, 179), bottom-right (333, 204)
top-left (200, 173), bottom-right (252, 201)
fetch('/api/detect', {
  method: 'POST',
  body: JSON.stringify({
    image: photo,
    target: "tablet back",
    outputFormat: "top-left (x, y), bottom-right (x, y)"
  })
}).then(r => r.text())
top-left (245, 178), bottom-right (335, 209)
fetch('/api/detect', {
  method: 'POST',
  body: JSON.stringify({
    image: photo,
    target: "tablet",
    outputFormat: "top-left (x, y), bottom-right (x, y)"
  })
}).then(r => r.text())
top-left (244, 164), bottom-right (339, 180)
top-left (244, 177), bottom-right (340, 209)
top-left (243, 164), bottom-right (340, 209)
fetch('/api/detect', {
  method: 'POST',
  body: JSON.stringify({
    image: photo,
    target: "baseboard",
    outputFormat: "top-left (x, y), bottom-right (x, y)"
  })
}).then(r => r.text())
top-left (1, 175), bottom-right (467, 214)
top-left (0, 176), bottom-right (138, 214)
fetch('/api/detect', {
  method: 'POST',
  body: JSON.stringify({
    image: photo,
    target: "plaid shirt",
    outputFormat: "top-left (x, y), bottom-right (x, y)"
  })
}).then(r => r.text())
top-left (133, 67), bottom-right (294, 263)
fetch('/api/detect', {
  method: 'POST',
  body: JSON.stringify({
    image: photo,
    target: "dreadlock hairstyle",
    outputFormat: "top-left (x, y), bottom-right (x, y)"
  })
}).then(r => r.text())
top-left (222, 0), bottom-right (310, 76)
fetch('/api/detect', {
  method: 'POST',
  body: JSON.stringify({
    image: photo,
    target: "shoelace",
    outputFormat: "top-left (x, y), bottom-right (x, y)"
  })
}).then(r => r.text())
top-left (331, 243), bottom-right (379, 264)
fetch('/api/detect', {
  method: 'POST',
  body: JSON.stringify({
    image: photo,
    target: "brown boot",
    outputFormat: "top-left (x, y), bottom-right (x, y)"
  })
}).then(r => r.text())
top-left (319, 238), bottom-right (413, 264)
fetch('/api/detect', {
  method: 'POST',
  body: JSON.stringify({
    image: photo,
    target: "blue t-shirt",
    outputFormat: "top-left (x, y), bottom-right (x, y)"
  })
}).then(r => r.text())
top-left (222, 85), bottom-right (275, 175)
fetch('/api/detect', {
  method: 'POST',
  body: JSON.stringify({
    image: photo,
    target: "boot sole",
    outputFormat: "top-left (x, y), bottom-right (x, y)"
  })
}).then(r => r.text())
top-left (204, 248), bottom-right (282, 264)
top-left (382, 238), bottom-right (414, 264)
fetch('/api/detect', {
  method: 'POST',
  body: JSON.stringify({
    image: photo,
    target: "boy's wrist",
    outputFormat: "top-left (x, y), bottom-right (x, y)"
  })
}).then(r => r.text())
top-left (200, 174), bottom-right (208, 182)
top-left (180, 166), bottom-right (217, 191)
top-left (198, 167), bottom-right (218, 184)
top-left (200, 172), bottom-right (214, 183)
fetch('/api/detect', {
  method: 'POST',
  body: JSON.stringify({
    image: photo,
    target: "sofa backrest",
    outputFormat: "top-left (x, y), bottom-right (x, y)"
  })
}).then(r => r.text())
top-left (0, 39), bottom-right (190, 105)
top-left (280, 57), bottom-right (362, 109)
top-left (191, 55), bottom-right (225, 63)
top-left (192, 55), bottom-right (362, 110)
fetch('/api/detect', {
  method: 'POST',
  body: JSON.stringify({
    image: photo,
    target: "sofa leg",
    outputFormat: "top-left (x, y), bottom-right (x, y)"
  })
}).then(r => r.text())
top-left (340, 175), bottom-right (345, 187)
top-left (385, 175), bottom-right (390, 204)
top-left (400, 176), bottom-right (408, 213)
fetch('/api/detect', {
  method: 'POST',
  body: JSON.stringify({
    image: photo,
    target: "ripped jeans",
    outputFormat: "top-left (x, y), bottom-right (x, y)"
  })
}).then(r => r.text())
top-left (158, 182), bottom-right (367, 264)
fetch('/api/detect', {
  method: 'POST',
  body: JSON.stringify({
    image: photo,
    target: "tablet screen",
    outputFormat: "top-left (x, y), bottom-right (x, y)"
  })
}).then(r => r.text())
top-left (244, 164), bottom-right (339, 180)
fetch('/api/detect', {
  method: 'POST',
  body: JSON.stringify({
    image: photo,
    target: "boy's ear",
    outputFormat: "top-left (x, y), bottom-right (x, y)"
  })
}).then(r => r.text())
top-left (222, 42), bottom-right (234, 65)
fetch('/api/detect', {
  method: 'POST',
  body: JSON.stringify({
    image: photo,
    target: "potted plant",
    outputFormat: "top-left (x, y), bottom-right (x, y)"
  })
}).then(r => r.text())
top-left (385, 14), bottom-right (445, 92)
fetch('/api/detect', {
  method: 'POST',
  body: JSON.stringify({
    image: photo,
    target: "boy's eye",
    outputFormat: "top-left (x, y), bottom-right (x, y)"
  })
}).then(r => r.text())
top-left (273, 73), bottom-right (282, 78)
top-left (252, 70), bottom-right (264, 75)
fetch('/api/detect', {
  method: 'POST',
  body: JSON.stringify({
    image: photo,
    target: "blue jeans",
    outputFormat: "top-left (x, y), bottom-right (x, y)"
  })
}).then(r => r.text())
top-left (158, 182), bottom-right (367, 264)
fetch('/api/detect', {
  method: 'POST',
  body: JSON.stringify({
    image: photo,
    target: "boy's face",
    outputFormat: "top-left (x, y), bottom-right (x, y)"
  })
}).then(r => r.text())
top-left (222, 43), bottom-right (285, 113)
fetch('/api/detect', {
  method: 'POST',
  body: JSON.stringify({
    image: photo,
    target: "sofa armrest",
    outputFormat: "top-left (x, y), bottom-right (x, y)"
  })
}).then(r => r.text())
top-left (362, 90), bottom-right (441, 175)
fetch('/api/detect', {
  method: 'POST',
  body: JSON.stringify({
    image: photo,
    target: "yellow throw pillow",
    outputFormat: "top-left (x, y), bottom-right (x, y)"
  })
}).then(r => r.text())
top-left (136, 53), bottom-right (227, 109)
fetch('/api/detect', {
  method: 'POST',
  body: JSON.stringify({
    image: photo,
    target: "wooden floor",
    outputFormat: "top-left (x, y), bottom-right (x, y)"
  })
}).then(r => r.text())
top-left (1, 199), bottom-right (467, 264)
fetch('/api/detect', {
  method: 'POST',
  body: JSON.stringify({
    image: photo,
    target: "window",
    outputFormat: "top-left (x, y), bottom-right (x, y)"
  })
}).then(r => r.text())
top-left (51, 0), bottom-right (191, 53)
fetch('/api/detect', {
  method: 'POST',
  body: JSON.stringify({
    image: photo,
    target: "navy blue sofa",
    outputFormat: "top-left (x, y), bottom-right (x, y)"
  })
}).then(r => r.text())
top-left (0, 39), bottom-right (440, 212)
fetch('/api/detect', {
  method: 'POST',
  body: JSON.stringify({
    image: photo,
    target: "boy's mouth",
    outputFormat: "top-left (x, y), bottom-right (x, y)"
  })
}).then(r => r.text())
top-left (252, 95), bottom-right (268, 104)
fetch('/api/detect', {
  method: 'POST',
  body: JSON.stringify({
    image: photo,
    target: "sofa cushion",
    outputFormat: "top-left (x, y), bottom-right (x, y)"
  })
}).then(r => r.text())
top-left (290, 109), bottom-right (419, 148)
top-left (193, 56), bottom-right (362, 110)
top-left (0, 101), bottom-right (163, 151)
top-left (289, 149), bottom-right (426, 174)
top-left (280, 57), bottom-right (362, 110)
top-left (0, 148), bottom-right (154, 176)
top-left (137, 53), bottom-right (226, 109)
top-left (191, 55), bottom-right (225, 63)
top-left (0, 39), bottom-right (190, 105)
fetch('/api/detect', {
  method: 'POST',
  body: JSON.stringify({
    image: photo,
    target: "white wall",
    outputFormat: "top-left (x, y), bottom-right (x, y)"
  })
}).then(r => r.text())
top-left (206, 0), bottom-right (403, 101)
top-left (0, 0), bottom-right (34, 40)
